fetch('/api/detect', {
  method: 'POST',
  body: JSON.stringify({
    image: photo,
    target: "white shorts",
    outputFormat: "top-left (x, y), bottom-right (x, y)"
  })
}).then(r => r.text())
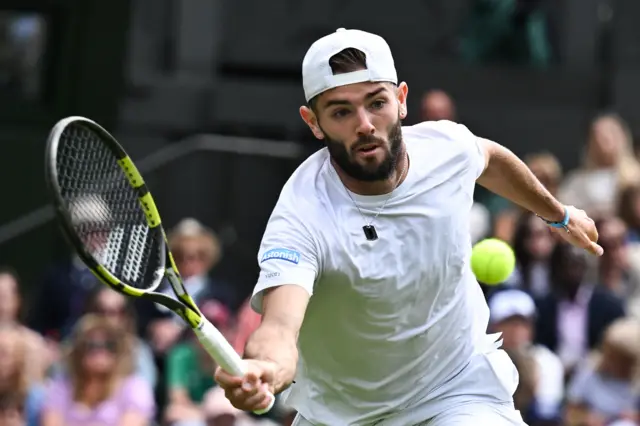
top-left (292, 402), bottom-right (527, 426)
top-left (290, 346), bottom-right (529, 426)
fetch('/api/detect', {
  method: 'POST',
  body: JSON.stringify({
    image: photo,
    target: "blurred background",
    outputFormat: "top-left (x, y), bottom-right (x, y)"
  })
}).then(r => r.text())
top-left (1, 0), bottom-right (640, 425)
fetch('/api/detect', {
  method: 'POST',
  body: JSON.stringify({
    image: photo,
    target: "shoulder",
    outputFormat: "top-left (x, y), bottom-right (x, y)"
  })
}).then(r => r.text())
top-left (271, 148), bottom-right (328, 220)
top-left (402, 120), bottom-right (476, 143)
top-left (403, 120), bottom-right (485, 180)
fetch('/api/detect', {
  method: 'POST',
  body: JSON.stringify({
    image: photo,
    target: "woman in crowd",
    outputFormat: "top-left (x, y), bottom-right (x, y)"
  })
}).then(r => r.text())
top-left (564, 317), bottom-right (640, 426)
top-left (84, 287), bottom-right (158, 389)
top-left (41, 314), bottom-right (155, 426)
top-left (508, 212), bottom-right (556, 298)
top-left (0, 326), bottom-right (44, 426)
top-left (559, 113), bottom-right (640, 218)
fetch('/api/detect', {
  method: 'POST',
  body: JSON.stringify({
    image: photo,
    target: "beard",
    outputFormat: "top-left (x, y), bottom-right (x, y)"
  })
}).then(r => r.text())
top-left (324, 118), bottom-right (404, 182)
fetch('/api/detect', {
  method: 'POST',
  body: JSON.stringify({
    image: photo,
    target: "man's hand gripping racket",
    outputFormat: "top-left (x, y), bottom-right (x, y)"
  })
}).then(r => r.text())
top-left (44, 116), bottom-right (274, 414)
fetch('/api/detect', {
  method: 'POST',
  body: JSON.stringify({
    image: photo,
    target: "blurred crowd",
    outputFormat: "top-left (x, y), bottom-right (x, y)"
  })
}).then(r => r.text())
top-left (423, 90), bottom-right (640, 426)
top-left (0, 218), bottom-right (294, 426)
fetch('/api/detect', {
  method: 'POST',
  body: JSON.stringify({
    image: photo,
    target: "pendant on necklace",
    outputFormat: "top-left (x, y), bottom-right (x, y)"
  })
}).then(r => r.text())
top-left (363, 225), bottom-right (378, 241)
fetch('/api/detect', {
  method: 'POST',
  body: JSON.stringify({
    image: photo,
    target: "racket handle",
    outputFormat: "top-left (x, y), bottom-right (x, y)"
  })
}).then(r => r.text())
top-left (194, 318), bottom-right (275, 415)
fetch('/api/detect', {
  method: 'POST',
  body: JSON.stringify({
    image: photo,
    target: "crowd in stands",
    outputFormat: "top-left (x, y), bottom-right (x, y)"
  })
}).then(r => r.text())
top-left (1, 88), bottom-right (639, 425)
top-left (424, 90), bottom-right (640, 426)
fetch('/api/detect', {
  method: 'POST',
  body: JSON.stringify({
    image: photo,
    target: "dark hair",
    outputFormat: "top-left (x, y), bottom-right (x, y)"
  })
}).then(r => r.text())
top-left (308, 48), bottom-right (368, 110)
top-left (0, 266), bottom-right (20, 285)
top-left (618, 184), bottom-right (640, 229)
top-left (512, 212), bottom-right (538, 290)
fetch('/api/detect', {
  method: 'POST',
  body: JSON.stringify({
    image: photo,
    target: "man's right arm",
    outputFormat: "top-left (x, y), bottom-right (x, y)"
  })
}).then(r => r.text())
top-left (244, 284), bottom-right (310, 394)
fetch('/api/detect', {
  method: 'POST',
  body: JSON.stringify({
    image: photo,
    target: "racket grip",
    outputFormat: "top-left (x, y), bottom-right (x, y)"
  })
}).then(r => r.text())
top-left (194, 318), bottom-right (275, 415)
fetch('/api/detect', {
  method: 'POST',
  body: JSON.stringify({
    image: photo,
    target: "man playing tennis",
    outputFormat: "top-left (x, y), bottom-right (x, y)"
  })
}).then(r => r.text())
top-left (215, 28), bottom-right (602, 425)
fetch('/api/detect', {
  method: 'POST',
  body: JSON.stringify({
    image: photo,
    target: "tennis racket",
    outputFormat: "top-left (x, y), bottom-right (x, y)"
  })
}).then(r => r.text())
top-left (44, 116), bottom-right (274, 414)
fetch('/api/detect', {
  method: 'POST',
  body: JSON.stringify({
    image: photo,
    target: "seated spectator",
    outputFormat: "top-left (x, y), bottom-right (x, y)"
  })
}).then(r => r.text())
top-left (138, 218), bottom-right (233, 356)
top-left (0, 326), bottom-right (45, 426)
top-left (489, 289), bottom-right (564, 423)
top-left (50, 287), bottom-right (158, 389)
top-left (164, 299), bottom-right (232, 426)
top-left (41, 314), bottom-right (155, 426)
top-left (0, 267), bottom-right (49, 381)
top-left (503, 347), bottom-right (538, 424)
top-left (507, 212), bottom-right (556, 298)
top-left (28, 196), bottom-right (105, 342)
top-left (535, 242), bottom-right (626, 377)
top-left (618, 184), bottom-right (640, 244)
top-left (592, 218), bottom-right (640, 308)
top-left (565, 318), bottom-right (640, 426)
top-left (420, 90), bottom-right (456, 122)
top-left (231, 298), bottom-right (261, 356)
top-left (559, 113), bottom-right (640, 219)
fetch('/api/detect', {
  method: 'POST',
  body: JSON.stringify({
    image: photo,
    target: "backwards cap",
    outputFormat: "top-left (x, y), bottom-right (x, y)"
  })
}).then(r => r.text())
top-left (302, 28), bottom-right (398, 102)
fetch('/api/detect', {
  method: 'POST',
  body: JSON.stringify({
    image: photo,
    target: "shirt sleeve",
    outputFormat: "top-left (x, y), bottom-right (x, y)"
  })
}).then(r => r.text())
top-left (250, 205), bottom-right (319, 314)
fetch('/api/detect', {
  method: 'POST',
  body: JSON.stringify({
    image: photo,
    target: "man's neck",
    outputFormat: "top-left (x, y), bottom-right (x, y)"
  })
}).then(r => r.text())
top-left (333, 147), bottom-right (408, 196)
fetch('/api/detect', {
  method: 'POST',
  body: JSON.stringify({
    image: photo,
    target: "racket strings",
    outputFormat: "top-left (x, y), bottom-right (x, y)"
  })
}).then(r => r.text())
top-left (55, 124), bottom-right (159, 289)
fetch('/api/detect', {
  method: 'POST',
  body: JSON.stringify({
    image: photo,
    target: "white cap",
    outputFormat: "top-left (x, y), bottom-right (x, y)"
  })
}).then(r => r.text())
top-left (302, 28), bottom-right (398, 102)
top-left (489, 289), bottom-right (536, 324)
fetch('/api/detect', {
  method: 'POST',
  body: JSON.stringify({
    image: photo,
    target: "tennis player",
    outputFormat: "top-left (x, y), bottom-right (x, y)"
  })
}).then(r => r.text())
top-left (215, 29), bottom-right (602, 425)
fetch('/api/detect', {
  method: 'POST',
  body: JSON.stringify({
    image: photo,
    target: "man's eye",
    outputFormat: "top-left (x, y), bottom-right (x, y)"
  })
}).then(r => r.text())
top-left (332, 109), bottom-right (350, 118)
top-left (370, 100), bottom-right (386, 109)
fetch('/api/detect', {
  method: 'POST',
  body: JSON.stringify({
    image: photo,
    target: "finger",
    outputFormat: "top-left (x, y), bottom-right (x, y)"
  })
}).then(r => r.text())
top-left (243, 386), bottom-right (270, 409)
top-left (215, 367), bottom-right (243, 387)
top-left (589, 241), bottom-right (604, 257)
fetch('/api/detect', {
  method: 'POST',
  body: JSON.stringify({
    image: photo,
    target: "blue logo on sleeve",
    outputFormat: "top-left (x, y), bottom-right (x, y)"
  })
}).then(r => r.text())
top-left (261, 248), bottom-right (301, 264)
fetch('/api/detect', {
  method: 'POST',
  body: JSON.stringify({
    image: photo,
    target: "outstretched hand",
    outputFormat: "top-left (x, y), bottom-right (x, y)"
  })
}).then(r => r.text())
top-left (549, 205), bottom-right (603, 256)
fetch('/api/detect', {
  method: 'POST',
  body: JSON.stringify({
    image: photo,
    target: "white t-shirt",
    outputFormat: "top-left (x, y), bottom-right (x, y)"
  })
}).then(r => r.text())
top-left (252, 121), bottom-right (494, 425)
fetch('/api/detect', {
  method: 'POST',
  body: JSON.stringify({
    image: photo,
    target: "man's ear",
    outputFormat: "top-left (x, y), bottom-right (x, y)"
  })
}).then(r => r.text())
top-left (397, 82), bottom-right (409, 119)
top-left (299, 106), bottom-right (325, 140)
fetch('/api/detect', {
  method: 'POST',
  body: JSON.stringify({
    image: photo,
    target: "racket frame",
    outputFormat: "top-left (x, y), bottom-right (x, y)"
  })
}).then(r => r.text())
top-left (45, 116), bottom-right (274, 414)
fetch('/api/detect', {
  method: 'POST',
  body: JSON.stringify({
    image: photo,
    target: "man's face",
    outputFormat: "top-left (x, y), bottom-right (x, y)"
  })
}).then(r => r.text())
top-left (301, 81), bottom-right (408, 181)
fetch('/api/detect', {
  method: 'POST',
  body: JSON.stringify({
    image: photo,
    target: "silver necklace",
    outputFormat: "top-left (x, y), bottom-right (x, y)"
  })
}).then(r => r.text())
top-left (336, 153), bottom-right (408, 241)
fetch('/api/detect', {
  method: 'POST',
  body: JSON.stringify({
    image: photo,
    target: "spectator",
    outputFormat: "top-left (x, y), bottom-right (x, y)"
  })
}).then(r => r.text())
top-left (0, 267), bottom-right (48, 381)
top-left (139, 218), bottom-right (232, 355)
top-left (618, 184), bottom-right (640, 244)
top-left (41, 314), bottom-right (155, 426)
top-left (0, 326), bottom-right (44, 426)
top-left (50, 287), bottom-right (158, 389)
top-left (508, 212), bottom-right (556, 298)
top-left (503, 347), bottom-right (539, 425)
top-left (164, 299), bottom-right (231, 426)
top-left (420, 90), bottom-right (456, 122)
top-left (489, 289), bottom-right (564, 423)
top-left (559, 113), bottom-right (640, 219)
top-left (535, 242), bottom-right (626, 377)
top-left (231, 298), bottom-right (262, 356)
top-left (592, 218), bottom-right (640, 303)
top-left (494, 152), bottom-right (563, 242)
top-left (564, 318), bottom-right (640, 426)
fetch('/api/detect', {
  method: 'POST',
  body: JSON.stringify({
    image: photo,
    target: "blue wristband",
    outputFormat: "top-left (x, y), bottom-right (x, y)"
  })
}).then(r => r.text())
top-left (541, 207), bottom-right (570, 230)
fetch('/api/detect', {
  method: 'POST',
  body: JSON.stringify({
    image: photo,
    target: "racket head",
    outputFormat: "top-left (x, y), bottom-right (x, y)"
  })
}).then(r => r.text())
top-left (45, 116), bottom-right (166, 296)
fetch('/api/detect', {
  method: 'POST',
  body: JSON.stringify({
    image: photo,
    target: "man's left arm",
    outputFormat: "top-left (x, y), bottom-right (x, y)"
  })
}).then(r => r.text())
top-left (475, 138), bottom-right (603, 256)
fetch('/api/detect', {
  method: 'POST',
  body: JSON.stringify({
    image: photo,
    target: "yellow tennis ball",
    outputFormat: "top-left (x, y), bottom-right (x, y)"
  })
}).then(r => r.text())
top-left (470, 238), bottom-right (516, 285)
